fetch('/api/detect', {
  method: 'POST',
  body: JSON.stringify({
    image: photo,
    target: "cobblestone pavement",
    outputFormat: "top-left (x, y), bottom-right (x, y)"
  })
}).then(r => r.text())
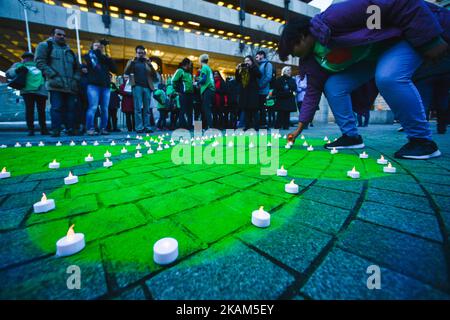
top-left (0, 123), bottom-right (449, 300)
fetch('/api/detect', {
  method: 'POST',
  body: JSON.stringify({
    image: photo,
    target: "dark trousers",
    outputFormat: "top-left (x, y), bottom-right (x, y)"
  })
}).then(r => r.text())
top-left (157, 109), bottom-right (169, 129)
top-left (201, 89), bottom-right (214, 129)
top-left (107, 107), bottom-right (119, 131)
top-left (22, 94), bottom-right (47, 133)
top-left (170, 109), bottom-right (180, 130)
top-left (276, 111), bottom-right (291, 129)
top-left (125, 112), bottom-right (135, 132)
top-left (49, 91), bottom-right (77, 132)
top-left (245, 109), bottom-right (260, 130)
top-left (179, 93), bottom-right (194, 129)
top-left (213, 105), bottom-right (225, 129)
top-left (194, 101), bottom-right (202, 121)
top-left (357, 111), bottom-right (370, 127)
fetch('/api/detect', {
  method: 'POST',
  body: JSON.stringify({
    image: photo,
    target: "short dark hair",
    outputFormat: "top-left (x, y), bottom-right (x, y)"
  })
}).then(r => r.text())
top-left (51, 28), bottom-right (65, 36)
top-left (179, 57), bottom-right (192, 68)
top-left (256, 50), bottom-right (266, 58)
top-left (278, 17), bottom-right (311, 61)
top-left (135, 45), bottom-right (146, 52)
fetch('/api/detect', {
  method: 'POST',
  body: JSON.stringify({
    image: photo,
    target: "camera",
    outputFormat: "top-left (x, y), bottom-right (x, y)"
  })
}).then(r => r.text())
top-left (99, 39), bottom-right (110, 46)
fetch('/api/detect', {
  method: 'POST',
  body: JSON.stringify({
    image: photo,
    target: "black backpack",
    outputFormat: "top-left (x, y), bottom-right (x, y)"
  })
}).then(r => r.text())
top-left (7, 66), bottom-right (28, 90)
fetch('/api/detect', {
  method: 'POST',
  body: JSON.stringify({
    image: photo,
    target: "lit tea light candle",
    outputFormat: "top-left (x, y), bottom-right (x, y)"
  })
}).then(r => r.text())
top-left (25, 142), bottom-right (32, 147)
top-left (125, 141), bottom-right (131, 146)
top-left (283, 135), bottom-right (287, 139)
top-left (153, 237), bottom-right (178, 265)
top-left (383, 162), bottom-right (397, 174)
top-left (93, 141), bottom-right (99, 146)
top-left (267, 142), bottom-right (272, 147)
top-left (56, 224), bottom-right (85, 257)
top-left (64, 171), bottom-right (78, 185)
top-left (110, 141), bottom-right (116, 146)
top-left (136, 144), bottom-right (142, 150)
top-left (147, 148), bottom-right (154, 154)
top-left (301, 135), bottom-right (305, 140)
top-left (49, 159), bottom-right (60, 169)
top-left (307, 145), bottom-right (314, 152)
top-left (377, 155), bottom-right (388, 165)
top-left (56, 141), bottom-right (62, 147)
top-left (302, 141), bottom-right (308, 147)
top-left (331, 147), bottom-right (338, 154)
top-left (285, 179), bottom-right (299, 194)
top-left (359, 151), bottom-right (369, 159)
top-left (104, 150), bottom-right (111, 158)
top-left (146, 133), bottom-right (150, 137)
top-left (121, 147), bottom-right (128, 154)
top-left (14, 142), bottom-right (21, 148)
top-left (285, 144), bottom-right (291, 149)
top-left (38, 141), bottom-right (45, 147)
top-left (228, 141), bottom-right (234, 148)
top-left (277, 165), bottom-right (287, 176)
top-left (170, 141), bottom-right (176, 146)
top-left (144, 141), bottom-right (151, 148)
top-left (33, 193), bottom-right (55, 213)
top-left (191, 142), bottom-right (196, 147)
top-left (323, 136), bottom-right (328, 141)
top-left (103, 158), bottom-right (113, 168)
top-left (157, 145), bottom-right (163, 151)
top-left (135, 150), bottom-right (142, 158)
top-left (0, 144), bottom-right (7, 148)
top-left (85, 154), bottom-right (94, 162)
top-left (347, 167), bottom-right (360, 179)
top-left (126, 134), bottom-right (131, 139)
top-left (0, 167), bottom-right (11, 179)
top-left (164, 144), bottom-right (169, 149)
top-left (249, 142), bottom-right (255, 148)
top-left (70, 141), bottom-right (76, 146)
top-left (81, 141), bottom-right (87, 146)
top-left (251, 206), bottom-right (271, 228)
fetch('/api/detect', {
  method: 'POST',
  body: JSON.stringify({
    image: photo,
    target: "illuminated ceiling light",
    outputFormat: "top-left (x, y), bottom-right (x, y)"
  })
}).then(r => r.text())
top-left (246, 41), bottom-right (253, 45)
top-left (125, 16), bottom-right (133, 21)
top-left (204, 32), bottom-right (211, 37)
top-left (162, 24), bottom-right (170, 28)
top-left (93, 2), bottom-right (102, 9)
top-left (226, 32), bottom-right (234, 36)
top-left (231, 38), bottom-right (237, 42)
top-left (261, 44), bottom-right (267, 47)
top-left (213, 35), bottom-right (220, 38)
top-left (62, 3), bottom-right (72, 8)
top-left (164, 18), bottom-right (173, 23)
top-left (196, 31), bottom-right (202, 35)
top-left (125, 9), bottom-right (133, 15)
top-left (188, 21), bottom-right (200, 27)
top-left (227, 4), bottom-right (233, 9)
top-left (268, 17), bottom-right (274, 20)
top-left (268, 46), bottom-right (274, 49)
top-left (208, 28), bottom-right (215, 32)
top-left (217, 30), bottom-right (224, 34)
top-left (274, 18), bottom-right (281, 22)
top-left (152, 16), bottom-right (160, 21)
top-left (109, 6), bottom-right (119, 12)
top-left (177, 21), bottom-right (184, 26)
top-left (261, 14), bottom-right (267, 18)
top-left (217, 1), bottom-right (225, 6)
top-left (173, 26), bottom-right (180, 30)
top-left (254, 43), bottom-right (260, 47)
top-left (139, 13), bottom-right (147, 18)
top-left (244, 36), bottom-right (250, 40)
top-left (236, 34), bottom-right (242, 38)
top-left (76, 0), bottom-right (87, 5)
top-left (268, 41), bottom-right (273, 45)
top-left (281, 20), bottom-right (286, 24)
top-left (138, 19), bottom-right (146, 24)
top-left (222, 36), bottom-right (228, 40)
top-left (110, 13), bottom-right (119, 18)
top-left (237, 7), bottom-right (240, 11)
top-left (80, 6), bottom-right (88, 12)
top-left (184, 28), bottom-right (191, 33)
top-left (253, 11), bottom-right (257, 15)
top-left (95, 10), bottom-right (102, 15)
top-left (189, 55), bottom-right (197, 60)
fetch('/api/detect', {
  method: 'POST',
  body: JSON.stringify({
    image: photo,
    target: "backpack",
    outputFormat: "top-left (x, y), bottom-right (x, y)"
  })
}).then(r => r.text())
top-left (263, 61), bottom-right (277, 88)
top-left (46, 40), bottom-right (78, 72)
top-left (7, 66), bottom-right (28, 90)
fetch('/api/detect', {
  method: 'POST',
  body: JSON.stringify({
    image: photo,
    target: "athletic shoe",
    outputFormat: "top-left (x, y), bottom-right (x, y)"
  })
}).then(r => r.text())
top-left (324, 134), bottom-right (365, 149)
top-left (394, 138), bottom-right (441, 160)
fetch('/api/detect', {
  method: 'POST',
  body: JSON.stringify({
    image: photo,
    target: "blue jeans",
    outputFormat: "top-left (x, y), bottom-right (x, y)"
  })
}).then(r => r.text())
top-left (86, 85), bottom-right (110, 131)
top-left (49, 91), bottom-right (78, 131)
top-left (324, 40), bottom-right (431, 140)
top-left (201, 89), bottom-right (214, 129)
top-left (133, 85), bottom-right (152, 131)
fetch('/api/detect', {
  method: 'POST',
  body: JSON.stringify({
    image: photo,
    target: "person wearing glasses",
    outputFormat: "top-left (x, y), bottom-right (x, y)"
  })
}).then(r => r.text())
top-left (124, 45), bottom-right (158, 133)
top-left (35, 28), bottom-right (81, 137)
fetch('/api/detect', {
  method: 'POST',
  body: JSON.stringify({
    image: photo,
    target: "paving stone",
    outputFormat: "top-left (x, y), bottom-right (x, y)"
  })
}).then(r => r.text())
top-left (102, 220), bottom-right (204, 290)
top-left (415, 173), bottom-right (450, 186)
top-left (0, 206), bottom-right (29, 230)
top-left (369, 179), bottom-right (425, 197)
top-left (314, 179), bottom-right (363, 194)
top-left (422, 183), bottom-right (450, 197)
top-left (0, 175), bottom-right (27, 185)
top-left (82, 170), bottom-right (127, 183)
top-left (0, 190), bottom-right (49, 211)
top-left (338, 220), bottom-right (448, 291)
top-left (0, 245), bottom-right (107, 299)
top-left (115, 286), bottom-right (148, 300)
top-left (219, 190), bottom-right (286, 216)
top-left (366, 188), bottom-right (434, 214)
top-left (432, 195), bottom-right (450, 212)
top-left (183, 181), bottom-right (237, 204)
top-left (0, 181), bottom-right (39, 197)
top-left (35, 178), bottom-right (66, 191)
top-left (146, 239), bottom-right (295, 300)
top-left (302, 248), bottom-right (450, 300)
top-left (183, 170), bottom-right (226, 184)
top-left (237, 222), bottom-right (332, 274)
top-left (358, 201), bottom-right (442, 242)
top-left (302, 186), bottom-right (360, 210)
top-left (217, 174), bottom-right (262, 189)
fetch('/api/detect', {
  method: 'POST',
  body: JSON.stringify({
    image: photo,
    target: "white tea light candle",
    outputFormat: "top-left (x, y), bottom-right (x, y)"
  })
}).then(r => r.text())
top-left (285, 180), bottom-right (299, 194)
top-left (277, 165), bottom-right (287, 176)
top-left (302, 141), bottom-right (308, 147)
top-left (85, 154), bottom-right (94, 162)
top-left (0, 167), bottom-right (11, 179)
top-left (64, 172), bottom-right (78, 185)
top-left (252, 206), bottom-right (271, 228)
top-left (121, 147), bottom-right (128, 154)
top-left (135, 151), bottom-right (142, 158)
top-left (377, 155), bottom-right (388, 165)
top-left (383, 162), bottom-right (397, 174)
top-left (307, 145), bottom-right (314, 152)
top-left (359, 152), bottom-right (369, 159)
top-left (331, 147), bottom-right (338, 154)
top-left (347, 167), bottom-right (360, 179)
top-left (56, 141), bottom-right (62, 147)
top-left (103, 158), bottom-right (113, 168)
top-left (49, 159), bottom-right (60, 169)
top-left (33, 193), bottom-right (55, 213)
top-left (56, 224), bottom-right (85, 257)
top-left (104, 151), bottom-right (111, 158)
top-left (25, 142), bottom-right (32, 147)
top-left (153, 237), bottom-right (178, 265)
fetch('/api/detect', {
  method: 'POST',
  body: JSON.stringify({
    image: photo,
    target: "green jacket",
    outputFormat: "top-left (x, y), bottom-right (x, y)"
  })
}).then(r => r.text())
top-left (154, 89), bottom-right (168, 109)
top-left (6, 61), bottom-right (47, 96)
top-left (172, 68), bottom-right (193, 93)
top-left (166, 82), bottom-right (180, 109)
top-left (35, 38), bottom-right (81, 94)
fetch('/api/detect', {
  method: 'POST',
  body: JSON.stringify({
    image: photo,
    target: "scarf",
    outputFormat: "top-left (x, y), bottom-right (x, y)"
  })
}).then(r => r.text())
top-left (88, 50), bottom-right (100, 70)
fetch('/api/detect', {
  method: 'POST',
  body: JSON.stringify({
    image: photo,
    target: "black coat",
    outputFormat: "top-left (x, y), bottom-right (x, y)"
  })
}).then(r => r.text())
top-left (236, 64), bottom-right (261, 110)
top-left (273, 76), bottom-right (297, 112)
top-left (83, 50), bottom-right (117, 88)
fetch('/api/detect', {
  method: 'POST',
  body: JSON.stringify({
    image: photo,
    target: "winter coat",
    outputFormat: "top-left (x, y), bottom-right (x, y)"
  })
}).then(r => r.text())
top-left (273, 76), bottom-right (297, 112)
top-left (83, 50), bottom-right (117, 88)
top-left (123, 58), bottom-right (158, 91)
top-left (6, 61), bottom-right (47, 97)
top-left (236, 64), bottom-right (261, 110)
top-left (119, 83), bottom-right (134, 113)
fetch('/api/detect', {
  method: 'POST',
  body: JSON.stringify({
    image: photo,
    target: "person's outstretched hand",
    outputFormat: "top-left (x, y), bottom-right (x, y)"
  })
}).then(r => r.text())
top-left (287, 122), bottom-right (305, 144)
